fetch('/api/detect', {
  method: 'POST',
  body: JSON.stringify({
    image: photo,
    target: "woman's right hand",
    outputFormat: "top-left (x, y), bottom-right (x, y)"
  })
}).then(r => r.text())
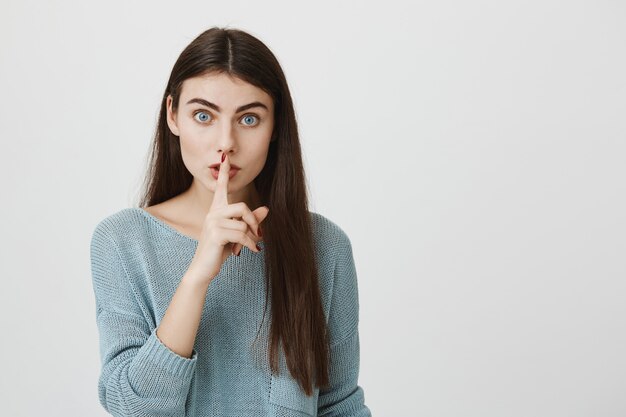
top-left (188, 153), bottom-right (269, 285)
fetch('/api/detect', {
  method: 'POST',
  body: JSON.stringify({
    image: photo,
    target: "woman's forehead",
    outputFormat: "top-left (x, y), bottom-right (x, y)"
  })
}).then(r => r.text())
top-left (181, 73), bottom-right (272, 104)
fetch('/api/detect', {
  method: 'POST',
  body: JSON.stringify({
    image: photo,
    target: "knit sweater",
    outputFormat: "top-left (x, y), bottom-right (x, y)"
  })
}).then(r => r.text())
top-left (89, 207), bottom-right (372, 417)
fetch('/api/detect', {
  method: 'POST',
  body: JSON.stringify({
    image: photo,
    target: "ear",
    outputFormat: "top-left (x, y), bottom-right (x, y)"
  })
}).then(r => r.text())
top-left (166, 95), bottom-right (180, 137)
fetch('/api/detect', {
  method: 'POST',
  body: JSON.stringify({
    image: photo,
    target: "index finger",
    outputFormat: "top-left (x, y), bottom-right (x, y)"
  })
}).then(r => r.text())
top-left (210, 153), bottom-right (230, 209)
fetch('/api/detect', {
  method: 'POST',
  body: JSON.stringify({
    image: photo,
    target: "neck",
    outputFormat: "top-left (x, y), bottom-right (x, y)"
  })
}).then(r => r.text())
top-left (184, 179), bottom-right (262, 216)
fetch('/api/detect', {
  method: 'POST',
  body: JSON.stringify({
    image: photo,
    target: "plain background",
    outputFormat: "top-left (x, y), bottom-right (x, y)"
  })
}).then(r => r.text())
top-left (1, 1), bottom-right (624, 416)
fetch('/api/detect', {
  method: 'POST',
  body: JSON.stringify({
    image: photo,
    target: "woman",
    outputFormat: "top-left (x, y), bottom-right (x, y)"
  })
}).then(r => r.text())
top-left (90, 26), bottom-right (371, 417)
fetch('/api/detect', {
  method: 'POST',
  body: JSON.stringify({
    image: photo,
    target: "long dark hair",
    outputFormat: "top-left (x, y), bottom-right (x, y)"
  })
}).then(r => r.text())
top-left (137, 27), bottom-right (330, 396)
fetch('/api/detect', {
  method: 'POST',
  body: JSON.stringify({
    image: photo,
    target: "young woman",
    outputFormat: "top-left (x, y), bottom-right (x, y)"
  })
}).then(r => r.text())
top-left (90, 26), bottom-right (371, 417)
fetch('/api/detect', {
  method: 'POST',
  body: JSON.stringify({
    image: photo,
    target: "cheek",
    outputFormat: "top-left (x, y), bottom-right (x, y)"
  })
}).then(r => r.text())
top-left (250, 144), bottom-right (271, 173)
top-left (178, 137), bottom-right (205, 172)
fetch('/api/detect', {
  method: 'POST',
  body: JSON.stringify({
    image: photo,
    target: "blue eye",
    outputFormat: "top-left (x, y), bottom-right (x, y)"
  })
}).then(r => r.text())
top-left (192, 110), bottom-right (260, 126)
top-left (193, 111), bottom-right (211, 123)
top-left (241, 114), bottom-right (259, 126)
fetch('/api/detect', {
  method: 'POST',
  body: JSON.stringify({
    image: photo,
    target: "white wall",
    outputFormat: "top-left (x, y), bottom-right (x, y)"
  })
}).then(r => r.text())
top-left (1, 0), bottom-right (624, 416)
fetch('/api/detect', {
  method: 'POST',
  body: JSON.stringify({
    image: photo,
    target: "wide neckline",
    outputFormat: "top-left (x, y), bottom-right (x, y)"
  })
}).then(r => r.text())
top-left (134, 207), bottom-right (199, 244)
top-left (133, 207), bottom-right (266, 252)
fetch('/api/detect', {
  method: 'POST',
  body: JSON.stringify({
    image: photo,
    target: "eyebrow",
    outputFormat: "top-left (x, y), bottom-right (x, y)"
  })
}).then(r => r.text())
top-left (185, 98), bottom-right (269, 113)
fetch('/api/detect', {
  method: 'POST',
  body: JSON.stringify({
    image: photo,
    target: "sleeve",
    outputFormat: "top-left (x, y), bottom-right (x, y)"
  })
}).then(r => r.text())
top-left (90, 222), bottom-right (198, 417)
top-left (317, 229), bottom-right (372, 417)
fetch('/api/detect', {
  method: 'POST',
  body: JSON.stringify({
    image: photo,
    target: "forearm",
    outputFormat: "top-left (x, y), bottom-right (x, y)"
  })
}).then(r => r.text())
top-left (156, 266), bottom-right (212, 358)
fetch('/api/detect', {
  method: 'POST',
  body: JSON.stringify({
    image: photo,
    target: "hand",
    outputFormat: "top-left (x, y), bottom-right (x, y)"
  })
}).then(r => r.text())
top-left (188, 153), bottom-right (269, 285)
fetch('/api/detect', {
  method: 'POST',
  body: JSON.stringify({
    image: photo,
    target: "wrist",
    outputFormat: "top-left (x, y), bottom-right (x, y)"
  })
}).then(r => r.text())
top-left (183, 261), bottom-right (215, 288)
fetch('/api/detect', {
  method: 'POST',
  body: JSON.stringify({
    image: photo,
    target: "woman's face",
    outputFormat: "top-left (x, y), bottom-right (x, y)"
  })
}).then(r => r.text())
top-left (166, 72), bottom-right (274, 205)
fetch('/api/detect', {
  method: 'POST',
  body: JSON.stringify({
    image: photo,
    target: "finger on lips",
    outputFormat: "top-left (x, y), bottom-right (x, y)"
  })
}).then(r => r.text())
top-left (219, 154), bottom-right (240, 256)
top-left (218, 153), bottom-right (261, 257)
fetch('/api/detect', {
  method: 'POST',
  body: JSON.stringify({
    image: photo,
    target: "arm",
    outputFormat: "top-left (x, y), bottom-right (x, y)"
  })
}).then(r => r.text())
top-left (90, 223), bottom-right (201, 417)
top-left (318, 229), bottom-right (372, 417)
top-left (156, 264), bottom-right (211, 359)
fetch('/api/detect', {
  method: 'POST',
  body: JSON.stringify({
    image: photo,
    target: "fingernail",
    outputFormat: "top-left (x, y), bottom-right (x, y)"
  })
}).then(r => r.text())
top-left (221, 153), bottom-right (226, 163)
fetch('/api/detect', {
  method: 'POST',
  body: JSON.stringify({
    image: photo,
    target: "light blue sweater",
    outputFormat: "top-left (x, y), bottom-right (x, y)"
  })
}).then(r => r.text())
top-left (90, 207), bottom-right (372, 417)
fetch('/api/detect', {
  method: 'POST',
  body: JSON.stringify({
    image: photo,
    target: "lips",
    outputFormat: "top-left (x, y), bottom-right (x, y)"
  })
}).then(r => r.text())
top-left (209, 162), bottom-right (241, 169)
top-left (210, 167), bottom-right (239, 180)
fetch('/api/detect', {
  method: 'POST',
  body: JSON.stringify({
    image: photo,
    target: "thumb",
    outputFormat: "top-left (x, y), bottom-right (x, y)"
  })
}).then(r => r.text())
top-left (254, 206), bottom-right (270, 223)
top-left (253, 206), bottom-right (270, 235)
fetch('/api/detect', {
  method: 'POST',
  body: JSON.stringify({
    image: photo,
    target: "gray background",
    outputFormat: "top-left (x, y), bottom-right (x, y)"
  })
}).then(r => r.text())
top-left (1, 0), bottom-right (624, 416)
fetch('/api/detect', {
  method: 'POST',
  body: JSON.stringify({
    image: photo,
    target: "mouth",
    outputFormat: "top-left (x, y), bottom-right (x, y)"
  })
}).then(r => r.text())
top-left (209, 163), bottom-right (241, 169)
top-left (211, 166), bottom-right (239, 179)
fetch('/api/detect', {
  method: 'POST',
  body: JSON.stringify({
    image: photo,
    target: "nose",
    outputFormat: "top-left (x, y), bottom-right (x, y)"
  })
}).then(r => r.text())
top-left (216, 120), bottom-right (237, 154)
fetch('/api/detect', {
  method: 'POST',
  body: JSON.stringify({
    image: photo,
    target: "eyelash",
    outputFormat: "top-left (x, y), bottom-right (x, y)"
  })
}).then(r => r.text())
top-left (192, 110), bottom-right (261, 127)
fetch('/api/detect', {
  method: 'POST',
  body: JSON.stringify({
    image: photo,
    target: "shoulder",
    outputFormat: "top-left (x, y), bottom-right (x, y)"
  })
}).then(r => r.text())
top-left (307, 211), bottom-right (355, 279)
top-left (90, 207), bottom-right (151, 250)
top-left (308, 210), bottom-right (353, 252)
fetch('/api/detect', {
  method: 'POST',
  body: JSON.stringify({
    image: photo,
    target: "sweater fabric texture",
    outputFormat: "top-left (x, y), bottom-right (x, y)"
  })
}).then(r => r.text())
top-left (90, 207), bottom-right (372, 417)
